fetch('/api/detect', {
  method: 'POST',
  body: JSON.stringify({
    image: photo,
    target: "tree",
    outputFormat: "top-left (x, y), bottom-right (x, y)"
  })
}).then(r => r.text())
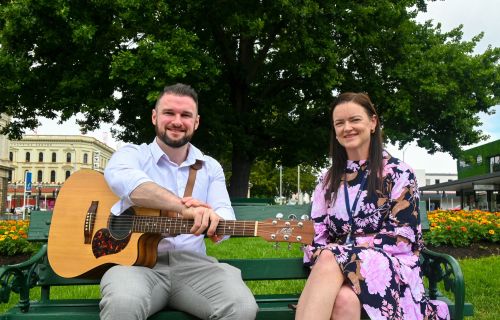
top-left (1, 0), bottom-right (499, 197)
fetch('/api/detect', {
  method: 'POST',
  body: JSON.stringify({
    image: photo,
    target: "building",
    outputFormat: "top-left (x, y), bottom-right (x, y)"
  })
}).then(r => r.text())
top-left (415, 169), bottom-right (459, 210)
top-left (0, 114), bottom-right (15, 213)
top-left (421, 139), bottom-right (500, 211)
top-left (7, 135), bottom-right (115, 211)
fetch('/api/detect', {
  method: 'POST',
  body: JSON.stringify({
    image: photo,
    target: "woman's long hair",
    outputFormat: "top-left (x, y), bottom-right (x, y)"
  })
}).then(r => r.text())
top-left (324, 92), bottom-right (384, 203)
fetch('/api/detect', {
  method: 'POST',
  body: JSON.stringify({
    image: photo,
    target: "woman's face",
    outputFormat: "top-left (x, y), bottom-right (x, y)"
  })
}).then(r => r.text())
top-left (332, 101), bottom-right (377, 159)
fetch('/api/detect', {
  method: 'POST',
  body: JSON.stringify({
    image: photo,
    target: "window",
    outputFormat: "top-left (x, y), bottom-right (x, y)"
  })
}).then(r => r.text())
top-left (435, 179), bottom-right (440, 184)
top-left (9, 152), bottom-right (13, 161)
top-left (425, 179), bottom-right (430, 186)
top-left (477, 155), bottom-right (482, 164)
top-left (52, 152), bottom-right (57, 162)
top-left (65, 171), bottom-right (71, 179)
top-left (490, 155), bottom-right (500, 173)
top-left (37, 170), bottom-right (43, 182)
top-left (66, 153), bottom-right (72, 163)
top-left (39, 152), bottom-right (44, 162)
top-left (25, 152), bottom-right (30, 162)
top-left (50, 171), bottom-right (56, 183)
top-left (83, 153), bottom-right (88, 164)
top-left (8, 170), bottom-right (12, 182)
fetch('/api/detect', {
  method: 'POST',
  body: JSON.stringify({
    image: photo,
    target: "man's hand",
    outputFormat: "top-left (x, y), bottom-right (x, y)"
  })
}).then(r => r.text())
top-left (181, 196), bottom-right (212, 209)
top-left (181, 206), bottom-right (221, 237)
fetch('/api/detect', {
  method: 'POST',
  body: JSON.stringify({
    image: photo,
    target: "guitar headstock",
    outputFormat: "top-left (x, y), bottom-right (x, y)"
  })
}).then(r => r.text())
top-left (256, 216), bottom-right (314, 245)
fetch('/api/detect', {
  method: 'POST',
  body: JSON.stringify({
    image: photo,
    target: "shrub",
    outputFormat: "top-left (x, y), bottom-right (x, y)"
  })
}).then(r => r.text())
top-left (425, 209), bottom-right (500, 247)
top-left (0, 220), bottom-right (35, 256)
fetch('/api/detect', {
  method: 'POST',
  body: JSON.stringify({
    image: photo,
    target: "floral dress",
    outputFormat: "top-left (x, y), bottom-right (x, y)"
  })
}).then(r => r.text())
top-left (303, 152), bottom-right (450, 320)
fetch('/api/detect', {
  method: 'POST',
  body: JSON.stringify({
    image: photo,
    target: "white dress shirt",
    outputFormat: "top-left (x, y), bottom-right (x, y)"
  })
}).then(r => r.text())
top-left (104, 139), bottom-right (235, 255)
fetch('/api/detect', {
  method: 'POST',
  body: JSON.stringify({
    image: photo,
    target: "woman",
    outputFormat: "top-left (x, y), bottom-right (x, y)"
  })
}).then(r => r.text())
top-left (295, 93), bottom-right (449, 320)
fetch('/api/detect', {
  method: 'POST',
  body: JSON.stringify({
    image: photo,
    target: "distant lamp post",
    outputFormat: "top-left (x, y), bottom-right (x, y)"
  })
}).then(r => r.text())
top-left (36, 184), bottom-right (42, 210)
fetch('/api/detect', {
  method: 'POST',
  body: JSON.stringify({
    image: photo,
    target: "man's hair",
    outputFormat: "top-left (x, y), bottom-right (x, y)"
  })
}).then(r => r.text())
top-left (155, 83), bottom-right (198, 109)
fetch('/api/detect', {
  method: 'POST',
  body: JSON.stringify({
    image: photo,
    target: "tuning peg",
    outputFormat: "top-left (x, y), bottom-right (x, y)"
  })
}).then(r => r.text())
top-left (276, 213), bottom-right (284, 220)
top-left (288, 214), bottom-right (297, 220)
top-left (300, 214), bottom-right (310, 221)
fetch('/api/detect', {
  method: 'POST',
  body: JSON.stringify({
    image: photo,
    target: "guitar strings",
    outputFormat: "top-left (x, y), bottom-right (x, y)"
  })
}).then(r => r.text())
top-left (89, 216), bottom-right (312, 239)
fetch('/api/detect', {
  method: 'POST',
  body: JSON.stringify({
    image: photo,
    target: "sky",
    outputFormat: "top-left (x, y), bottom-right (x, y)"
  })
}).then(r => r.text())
top-left (32, 0), bottom-right (500, 173)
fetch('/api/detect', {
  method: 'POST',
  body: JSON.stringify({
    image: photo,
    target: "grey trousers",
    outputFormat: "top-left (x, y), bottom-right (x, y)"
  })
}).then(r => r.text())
top-left (99, 251), bottom-right (258, 320)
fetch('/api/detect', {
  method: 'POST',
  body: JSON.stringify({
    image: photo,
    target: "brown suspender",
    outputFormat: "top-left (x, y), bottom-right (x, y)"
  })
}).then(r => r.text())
top-left (161, 160), bottom-right (203, 218)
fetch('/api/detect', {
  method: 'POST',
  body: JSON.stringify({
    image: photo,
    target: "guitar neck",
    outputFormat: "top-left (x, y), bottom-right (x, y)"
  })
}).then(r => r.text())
top-left (132, 216), bottom-right (257, 237)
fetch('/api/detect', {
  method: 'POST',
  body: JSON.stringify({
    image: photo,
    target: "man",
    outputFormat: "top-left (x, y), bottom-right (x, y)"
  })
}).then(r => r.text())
top-left (101, 83), bottom-right (258, 320)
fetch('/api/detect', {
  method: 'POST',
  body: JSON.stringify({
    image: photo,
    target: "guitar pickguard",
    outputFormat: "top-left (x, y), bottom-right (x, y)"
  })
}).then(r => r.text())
top-left (92, 229), bottom-right (131, 258)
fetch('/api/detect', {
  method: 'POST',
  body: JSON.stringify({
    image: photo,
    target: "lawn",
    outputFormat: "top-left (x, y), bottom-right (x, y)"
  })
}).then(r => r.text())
top-left (1, 238), bottom-right (499, 319)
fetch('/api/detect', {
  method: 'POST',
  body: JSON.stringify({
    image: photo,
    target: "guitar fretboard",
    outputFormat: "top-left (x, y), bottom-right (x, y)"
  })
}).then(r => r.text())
top-left (131, 216), bottom-right (256, 236)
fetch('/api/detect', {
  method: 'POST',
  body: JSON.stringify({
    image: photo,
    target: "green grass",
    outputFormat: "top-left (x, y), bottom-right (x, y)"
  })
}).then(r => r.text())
top-left (458, 256), bottom-right (500, 320)
top-left (1, 238), bottom-right (499, 319)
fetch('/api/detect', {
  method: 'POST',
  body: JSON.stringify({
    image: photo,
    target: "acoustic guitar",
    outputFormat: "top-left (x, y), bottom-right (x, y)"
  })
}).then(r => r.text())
top-left (47, 169), bottom-right (314, 279)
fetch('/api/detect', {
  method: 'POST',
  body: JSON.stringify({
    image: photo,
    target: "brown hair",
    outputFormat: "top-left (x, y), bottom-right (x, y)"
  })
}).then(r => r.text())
top-left (324, 92), bottom-right (384, 203)
top-left (155, 83), bottom-right (198, 110)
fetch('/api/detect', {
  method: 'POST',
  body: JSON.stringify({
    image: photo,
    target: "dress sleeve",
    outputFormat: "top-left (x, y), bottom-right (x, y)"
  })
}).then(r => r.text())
top-left (373, 162), bottom-right (423, 255)
top-left (303, 177), bottom-right (331, 265)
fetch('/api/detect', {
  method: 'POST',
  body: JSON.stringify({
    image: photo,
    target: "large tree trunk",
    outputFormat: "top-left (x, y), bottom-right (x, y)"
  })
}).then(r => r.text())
top-left (228, 148), bottom-right (252, 198)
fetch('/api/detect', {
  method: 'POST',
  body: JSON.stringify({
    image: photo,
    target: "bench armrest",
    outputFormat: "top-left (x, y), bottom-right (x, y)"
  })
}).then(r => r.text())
top-left (0, 244), bottom-right (48, 312)
top-left (421, 247), bottom-right (465, 320)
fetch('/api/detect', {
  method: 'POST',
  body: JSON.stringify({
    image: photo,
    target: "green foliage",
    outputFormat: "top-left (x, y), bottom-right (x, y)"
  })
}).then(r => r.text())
top-left (1, 0), bottom-right (499, 196)
top-left (0, 236), bottom-right (34, 256)
top-left (424, 209), bottom-right (499, 247)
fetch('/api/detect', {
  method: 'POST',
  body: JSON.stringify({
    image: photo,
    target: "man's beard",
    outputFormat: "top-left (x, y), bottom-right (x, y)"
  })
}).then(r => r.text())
top-left (156, 126), bottom-right (193, 148)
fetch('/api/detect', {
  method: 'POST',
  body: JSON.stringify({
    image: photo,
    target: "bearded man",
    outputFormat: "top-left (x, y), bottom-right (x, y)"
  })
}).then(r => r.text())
top-left (101, 83), bottom-right (258, 320)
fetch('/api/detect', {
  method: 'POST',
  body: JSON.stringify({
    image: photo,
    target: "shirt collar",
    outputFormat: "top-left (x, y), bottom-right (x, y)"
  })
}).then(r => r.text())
top-left (150, 138), bottom-right (205, 167)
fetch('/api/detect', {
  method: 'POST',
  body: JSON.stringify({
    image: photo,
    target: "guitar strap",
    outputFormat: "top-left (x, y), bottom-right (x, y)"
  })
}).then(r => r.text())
top-left (162, 159), bottom-right (203, 218)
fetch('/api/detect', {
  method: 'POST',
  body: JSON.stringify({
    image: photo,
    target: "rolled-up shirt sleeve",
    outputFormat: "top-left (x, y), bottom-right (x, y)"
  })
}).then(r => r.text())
top-left (206, 159), bottom-right (235, 221)
top-left (104, 144), bottom-right (154, 215)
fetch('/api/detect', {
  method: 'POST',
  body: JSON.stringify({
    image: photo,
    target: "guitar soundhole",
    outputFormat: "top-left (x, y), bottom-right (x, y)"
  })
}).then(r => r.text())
top-left (108, 208), bottom-right (134, 239)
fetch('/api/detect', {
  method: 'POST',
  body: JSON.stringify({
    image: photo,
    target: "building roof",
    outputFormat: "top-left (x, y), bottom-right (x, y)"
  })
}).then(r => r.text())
top-left (420, 171), bottom-right (500, 192)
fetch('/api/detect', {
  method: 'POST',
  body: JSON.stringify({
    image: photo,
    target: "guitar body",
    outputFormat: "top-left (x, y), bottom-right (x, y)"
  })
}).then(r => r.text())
top-left (48, 170), bottom-right (161, 279)
top-left (48, 169), bottom-right (315, 279)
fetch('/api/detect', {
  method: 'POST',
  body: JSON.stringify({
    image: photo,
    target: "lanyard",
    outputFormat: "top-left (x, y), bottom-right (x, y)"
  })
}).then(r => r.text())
top-left (343, 169), bottom-right (369, 243)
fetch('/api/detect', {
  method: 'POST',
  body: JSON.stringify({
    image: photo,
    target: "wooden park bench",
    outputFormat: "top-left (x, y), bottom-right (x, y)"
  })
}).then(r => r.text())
top-left (0, 204), bottom-right (473, 319)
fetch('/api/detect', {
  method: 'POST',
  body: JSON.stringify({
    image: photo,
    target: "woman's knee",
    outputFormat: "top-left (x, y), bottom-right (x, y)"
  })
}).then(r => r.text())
top-left (331, 285), bottom-right (360, 319)
top-left (313, 249), bottom-right (339, 273)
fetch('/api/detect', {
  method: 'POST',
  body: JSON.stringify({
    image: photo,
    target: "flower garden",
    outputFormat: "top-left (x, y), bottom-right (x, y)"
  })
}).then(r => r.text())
top-left (0, 220), bottom-right (35, 257)
top-left (425, 209), bottom-right (500, 247)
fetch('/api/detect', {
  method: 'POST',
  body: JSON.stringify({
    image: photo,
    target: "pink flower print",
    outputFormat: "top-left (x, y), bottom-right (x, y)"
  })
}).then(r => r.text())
top-left (358, 250), bottom-right (391, 296)
top-left (434, 300), bottom-right (450, 320)
top-left (334, 246), bottom-right (349, 264)
top-left (381, 299), bottom-right (394, 318)
top-left (363, 305), bottom-right (386, 320)
top-left (400, 288), bottom-right (423, 320)
top-left (395, 226), bottom-right (416, 243)
top-left (383, 240), bottom-right (411, 255)
top-left (399, 264), bottom-right (424, 300)
top-left (335, 188), bottom-right (349, 221)
top-left (347, 161), bottom-right (362, 171)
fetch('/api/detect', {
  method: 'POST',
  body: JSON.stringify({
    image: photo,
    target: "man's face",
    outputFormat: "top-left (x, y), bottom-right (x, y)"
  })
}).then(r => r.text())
top-left (152, 93), bottom-right (199, 148)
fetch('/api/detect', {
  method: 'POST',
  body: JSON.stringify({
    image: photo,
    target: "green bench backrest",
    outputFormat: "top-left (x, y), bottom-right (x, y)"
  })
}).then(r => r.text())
top-left (27, 211), bottom-right (53, 242)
